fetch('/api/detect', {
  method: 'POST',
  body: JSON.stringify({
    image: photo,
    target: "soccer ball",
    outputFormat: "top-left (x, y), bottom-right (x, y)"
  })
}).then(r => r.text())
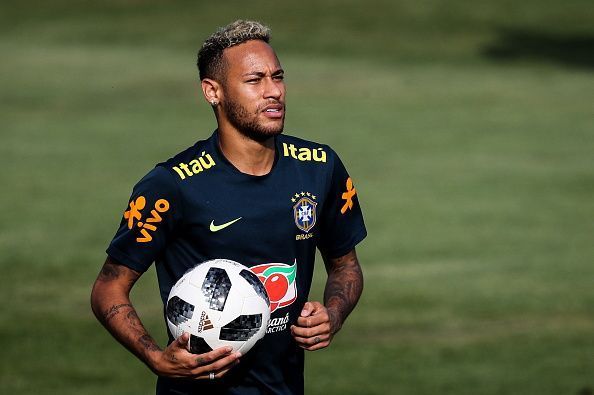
top-left (166, 259), bottom-right (271, 355)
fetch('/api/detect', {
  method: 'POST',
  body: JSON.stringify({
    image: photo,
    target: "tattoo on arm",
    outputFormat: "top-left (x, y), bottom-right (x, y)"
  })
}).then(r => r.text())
top-left (139, 334), bottom-right (161, 352)
top-left (97, 259), bottom-right (141, 287)
top-left (92, 258), bottom-right (161, 367)
top-left (103, 304), bottom-right (161, 353)
top-left (103, 303), bottom-right (134, 323)
top-left (323, 250), bottom-right (364, 333)
top-left (99, 261), bottom-right (123, 280)
top-left (124, 308), bottom-right (160, 352)
top-left (126, 309), bottom-right (142, 327)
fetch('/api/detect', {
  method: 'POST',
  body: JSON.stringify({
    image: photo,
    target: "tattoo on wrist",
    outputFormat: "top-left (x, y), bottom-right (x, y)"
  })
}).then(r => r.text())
top-left (139, 334), bottom-right (160, 352)
top-left (327, 307), bottom-right (342, 334)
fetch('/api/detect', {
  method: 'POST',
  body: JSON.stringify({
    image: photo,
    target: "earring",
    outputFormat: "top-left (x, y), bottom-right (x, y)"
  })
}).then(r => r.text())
top-left (211, 100), bottom-right (218, 106)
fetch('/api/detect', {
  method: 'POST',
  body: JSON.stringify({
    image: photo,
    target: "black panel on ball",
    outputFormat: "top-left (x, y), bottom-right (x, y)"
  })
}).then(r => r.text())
top-left (220, 314), bottom-right (262, 341)
top-left (239, 269), bottom-right (270, 306)
top-left (166, 296), bottom-right (195, 325)
top-left (189, 335), bottom-right (213, 354)
top-left (201, 267), bottom-right (232, 312)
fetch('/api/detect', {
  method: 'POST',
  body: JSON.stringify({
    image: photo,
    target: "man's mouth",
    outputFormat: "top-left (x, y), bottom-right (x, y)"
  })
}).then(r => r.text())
top-left (262, 104), bottom-right (284, 119)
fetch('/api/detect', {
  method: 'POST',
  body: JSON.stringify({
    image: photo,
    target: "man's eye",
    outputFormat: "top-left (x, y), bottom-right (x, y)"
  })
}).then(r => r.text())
top-left (247, 78), bottom-right (261, 83)
top-left (274, 75), bottom-right (284, 81)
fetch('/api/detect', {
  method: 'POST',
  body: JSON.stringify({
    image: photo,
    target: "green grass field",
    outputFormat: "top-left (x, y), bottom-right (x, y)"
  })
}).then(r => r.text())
top-left (1, 1), bottom-right (593, 394)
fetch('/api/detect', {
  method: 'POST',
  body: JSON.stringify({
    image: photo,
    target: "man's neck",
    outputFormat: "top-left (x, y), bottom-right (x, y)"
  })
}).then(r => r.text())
top-left (217, 128), bottom-right (276, 176)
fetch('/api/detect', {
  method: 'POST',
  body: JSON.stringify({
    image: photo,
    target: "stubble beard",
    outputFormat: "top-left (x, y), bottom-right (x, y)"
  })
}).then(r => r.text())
top-left (222, 99), bottom-right (285, 143)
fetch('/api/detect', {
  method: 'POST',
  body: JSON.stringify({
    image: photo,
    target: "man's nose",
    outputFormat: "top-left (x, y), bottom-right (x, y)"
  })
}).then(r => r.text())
top-left (263, 77), bottom-right (283, 99)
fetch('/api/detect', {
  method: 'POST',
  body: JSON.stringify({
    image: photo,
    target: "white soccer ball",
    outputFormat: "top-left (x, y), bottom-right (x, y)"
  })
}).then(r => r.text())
top-left (166, 259), bottom-right (271, 355)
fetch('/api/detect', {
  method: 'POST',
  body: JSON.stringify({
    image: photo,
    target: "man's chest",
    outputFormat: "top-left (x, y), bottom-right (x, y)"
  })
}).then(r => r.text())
top-left (175, 169), bottom-right (327, 255)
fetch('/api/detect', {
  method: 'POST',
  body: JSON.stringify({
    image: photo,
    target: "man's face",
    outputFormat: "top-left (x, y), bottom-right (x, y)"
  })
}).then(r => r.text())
top-left (218, 40), bottom-right (286, 142)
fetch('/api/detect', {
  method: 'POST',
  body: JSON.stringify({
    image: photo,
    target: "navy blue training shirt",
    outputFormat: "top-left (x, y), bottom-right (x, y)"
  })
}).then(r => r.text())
top-left (107, 130), bottom-right (367, 395)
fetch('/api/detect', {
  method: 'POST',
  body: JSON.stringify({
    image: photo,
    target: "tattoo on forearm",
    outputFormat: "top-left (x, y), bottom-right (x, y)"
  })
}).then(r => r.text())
top-left (125, 309), bottom-right (154, 349)
top-left (323, 251), bottom-right (364, 333)
top-left (93, 260), bottom-right (158, 362)
top-left (104, 303), bottom-right (134, 322)
top-left (105, 305), bottom-right (161, 354)
top-left (139, 334), bottom-right (161, 352)
top-left (126, 309), bottom-right (142, 328)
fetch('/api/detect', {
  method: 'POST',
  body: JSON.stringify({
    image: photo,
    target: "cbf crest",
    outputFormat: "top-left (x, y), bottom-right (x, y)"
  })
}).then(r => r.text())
top-left (291, 192), bottom-right (317, 233)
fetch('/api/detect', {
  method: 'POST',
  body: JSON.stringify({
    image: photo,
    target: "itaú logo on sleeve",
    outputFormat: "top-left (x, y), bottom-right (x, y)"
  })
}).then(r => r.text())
top-left (171, 151), bottom-right (216, 180)
top-left (250, 261), bottom-right (297, 313)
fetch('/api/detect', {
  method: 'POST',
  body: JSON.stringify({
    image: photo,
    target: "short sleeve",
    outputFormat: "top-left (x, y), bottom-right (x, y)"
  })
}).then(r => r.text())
top-left (106, 166), bottom-right (182, 273)
top-left (317, 149), bottom-right (367, 258)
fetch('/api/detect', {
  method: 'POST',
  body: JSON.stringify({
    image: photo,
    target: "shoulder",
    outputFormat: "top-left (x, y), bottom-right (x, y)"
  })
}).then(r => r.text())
top-left (132, 135), bottom-right (215, 194)
top-left (277, 134), bottom-right (337, 165)
top-left (156, 136), bottom-right (216, 181)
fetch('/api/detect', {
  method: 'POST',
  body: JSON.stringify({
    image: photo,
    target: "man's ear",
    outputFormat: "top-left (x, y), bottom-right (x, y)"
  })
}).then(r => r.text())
top-left (201, 78), bottom-right (221, 106)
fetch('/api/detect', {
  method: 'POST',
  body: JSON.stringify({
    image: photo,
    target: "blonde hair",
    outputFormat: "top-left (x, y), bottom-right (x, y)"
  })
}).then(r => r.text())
top-left (198, 20), bottom-right (271, 81)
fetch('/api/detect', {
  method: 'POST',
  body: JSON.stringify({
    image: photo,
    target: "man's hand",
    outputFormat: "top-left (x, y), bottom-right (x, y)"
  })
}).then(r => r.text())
top-left (290, 249), bottom-right (364, 351)
top-left (290, 301), bottom-right (339, 351)
top-left (150, 333), bottom-right (241, 379)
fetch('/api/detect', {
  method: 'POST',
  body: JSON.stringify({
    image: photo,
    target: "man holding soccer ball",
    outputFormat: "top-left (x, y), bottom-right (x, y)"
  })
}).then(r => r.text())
top-left (91, 20), bottom-right (366, 394)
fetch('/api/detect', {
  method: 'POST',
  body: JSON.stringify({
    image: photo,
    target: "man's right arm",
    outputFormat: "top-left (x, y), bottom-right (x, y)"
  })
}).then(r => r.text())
top-left (90, 257), bottom-right (241, 379)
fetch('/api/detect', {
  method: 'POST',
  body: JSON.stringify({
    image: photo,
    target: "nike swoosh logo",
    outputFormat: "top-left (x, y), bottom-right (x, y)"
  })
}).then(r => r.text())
top-left (209, 217), bottom-right (242, 232)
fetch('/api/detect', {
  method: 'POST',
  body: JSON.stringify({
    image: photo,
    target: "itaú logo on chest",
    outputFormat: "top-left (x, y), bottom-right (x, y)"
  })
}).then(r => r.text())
top-left (171, 151), bottom-right (215, 180)
top-left (251, 261), bottom-right (297, 313)
top-left (282, 143), bottom-right (326, 162)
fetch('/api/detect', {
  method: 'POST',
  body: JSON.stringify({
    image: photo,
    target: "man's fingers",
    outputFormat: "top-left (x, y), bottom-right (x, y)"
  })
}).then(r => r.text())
top-left (159, 340), bottom-right (240, 379)
top-left (300, 301), bottom-right (314, 317)
top-left (295, 312), bottom-right (328, 328)
top-left (290, 322), bottom-right (329, 338)
top-left (191, 346), bottom-right (234, 365)
top-left (300, 301), bottom-right (324, 317)
top-left (292, 332), bottom-right (329, 345)
top-left (301, 342), bottom-right (328, 351)
top-left (292, 333), bottom-right (330, 351)
top-left (174, 332), bottom-right (190, 348)
top-left (195, 359), bottom-right (240, 380)
top-left (190, 351), bottom-right (241, 376)
top-left (299, 342), bottom-right (328, 351)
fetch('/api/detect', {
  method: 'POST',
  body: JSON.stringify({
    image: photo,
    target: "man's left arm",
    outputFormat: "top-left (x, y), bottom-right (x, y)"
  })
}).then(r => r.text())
top-left (291, 248), bottom-right (363, 351)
